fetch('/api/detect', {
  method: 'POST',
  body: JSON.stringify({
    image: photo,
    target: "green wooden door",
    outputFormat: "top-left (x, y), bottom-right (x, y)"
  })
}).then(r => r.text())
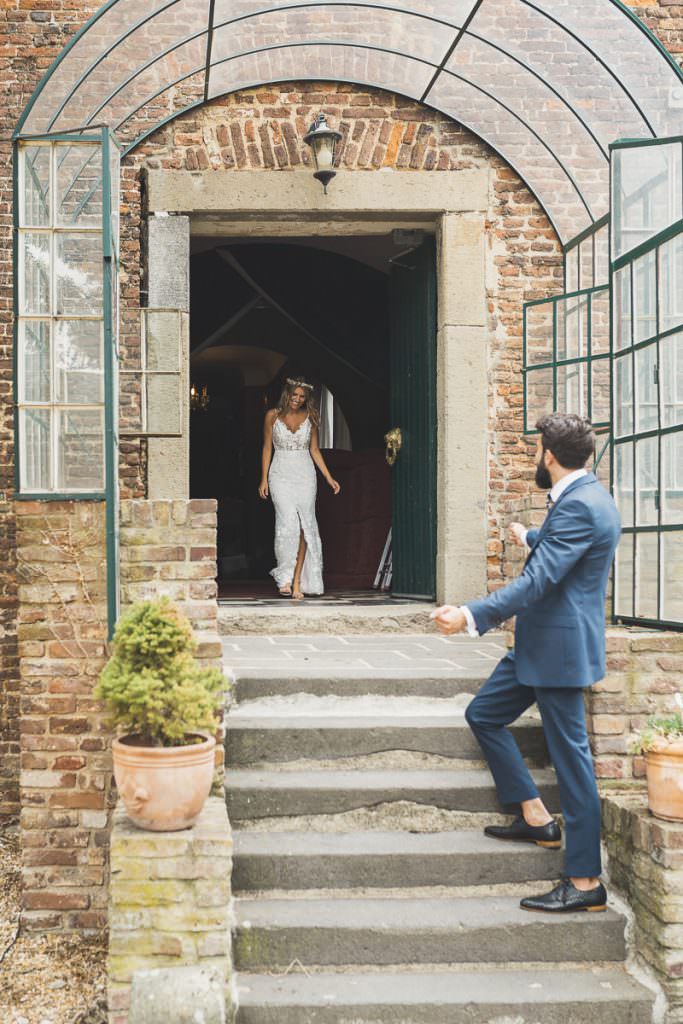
top-left (389, 238), bottom-right (437, 599)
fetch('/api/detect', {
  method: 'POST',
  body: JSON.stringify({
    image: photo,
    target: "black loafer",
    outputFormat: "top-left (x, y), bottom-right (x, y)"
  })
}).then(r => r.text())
top-left (484, 816), bottom-right (562, 849)
top-left (521, 878), bottom-right (607, 913)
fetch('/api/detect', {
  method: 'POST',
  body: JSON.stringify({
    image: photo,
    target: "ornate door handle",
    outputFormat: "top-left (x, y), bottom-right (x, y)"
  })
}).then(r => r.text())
top-left (384, 427), bottom-right (402, 466)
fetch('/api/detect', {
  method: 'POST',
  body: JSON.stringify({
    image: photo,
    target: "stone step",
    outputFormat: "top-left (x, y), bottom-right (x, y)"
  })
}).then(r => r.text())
top-left (235, 967), bottom-right (654, 1023)
top-left (225, 767), bottom-right (560, 820)
top-left (225, 700), bottom-right (546, 765)
top-left (232, 829), bottom-right (563, 890)
top-left (230, 667), bottom-right (490, 701)
top-left (218, 603), bottom-right (436, 636)
top-left (233, 895), bottom-right (627, 969)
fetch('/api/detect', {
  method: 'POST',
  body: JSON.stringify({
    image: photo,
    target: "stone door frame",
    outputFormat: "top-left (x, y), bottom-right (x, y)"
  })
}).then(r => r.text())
top-left (144, 169), bottom-right (490, 604)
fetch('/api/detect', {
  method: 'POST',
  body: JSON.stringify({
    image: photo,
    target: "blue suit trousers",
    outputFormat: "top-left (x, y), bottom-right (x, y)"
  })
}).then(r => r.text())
top-left (465, 652), bottom-right (602, 877)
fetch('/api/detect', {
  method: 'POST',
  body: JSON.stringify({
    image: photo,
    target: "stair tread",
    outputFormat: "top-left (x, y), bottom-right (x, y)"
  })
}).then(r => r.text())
top-left (226, 767), bottom-right (556, 788)
top-left (235, 893), bottom-right (623, 929)
top-left (235, 966), bottom-right (652, 1007)
top-left (233, 829), bottom-right (557, 856)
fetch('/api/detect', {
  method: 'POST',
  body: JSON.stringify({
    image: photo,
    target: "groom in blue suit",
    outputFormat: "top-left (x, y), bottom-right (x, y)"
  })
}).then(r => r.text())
top-left (432, 414), bottom-right (621, 913)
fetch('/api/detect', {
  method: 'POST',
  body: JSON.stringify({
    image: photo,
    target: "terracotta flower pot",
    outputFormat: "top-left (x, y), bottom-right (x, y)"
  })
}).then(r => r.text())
top-left (113, 733), bottom-right (216, 831)
top-left (645, 738), bottom-right (683, 823)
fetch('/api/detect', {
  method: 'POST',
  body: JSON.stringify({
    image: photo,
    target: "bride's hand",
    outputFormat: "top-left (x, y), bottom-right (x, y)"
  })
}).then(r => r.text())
top-left (328, 478), bottom-right (341, 495)
top-left (258, 480), bottom-right (269, 499)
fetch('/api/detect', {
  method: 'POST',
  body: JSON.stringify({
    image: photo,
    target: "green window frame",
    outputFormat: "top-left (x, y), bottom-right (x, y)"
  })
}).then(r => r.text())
top-left (523, 282), bottom-right (611, 436)
top-left (611, 136), bottom-right (683, 630)
top-left (13, 127), bottom-right (121, 634)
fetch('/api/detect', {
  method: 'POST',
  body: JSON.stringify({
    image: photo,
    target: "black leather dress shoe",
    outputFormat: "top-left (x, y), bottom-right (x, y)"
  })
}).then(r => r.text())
top-left (521, 878), bottom-right (607, 913)
top-left (484, 816), bottom-right (562, 849)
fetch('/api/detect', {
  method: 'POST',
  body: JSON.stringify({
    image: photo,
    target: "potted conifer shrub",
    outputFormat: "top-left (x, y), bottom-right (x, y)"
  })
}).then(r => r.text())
top-left (631, 701), bottom-right (683, 823)
top-left (96, 597), bottom-right (225, 831)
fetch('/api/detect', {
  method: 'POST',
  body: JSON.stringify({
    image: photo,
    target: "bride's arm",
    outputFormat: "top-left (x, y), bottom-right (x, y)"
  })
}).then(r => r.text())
top-left (259, 410), bottom-right (276, 498)
top-left (309, 426), bottom-right (341, 495)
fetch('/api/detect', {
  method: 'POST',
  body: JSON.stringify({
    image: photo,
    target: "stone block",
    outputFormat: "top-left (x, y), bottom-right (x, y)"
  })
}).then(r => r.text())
top-left (128, 966), bottom-right (225, 1024)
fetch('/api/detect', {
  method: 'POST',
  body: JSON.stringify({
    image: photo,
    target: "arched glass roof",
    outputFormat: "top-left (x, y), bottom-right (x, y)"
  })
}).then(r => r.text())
top-left (15, 0), bottom-right (683, 241)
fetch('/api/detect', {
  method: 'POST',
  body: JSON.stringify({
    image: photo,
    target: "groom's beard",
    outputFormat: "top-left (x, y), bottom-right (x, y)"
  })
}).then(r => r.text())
top-left (535, 458), bottom-right (552, 491)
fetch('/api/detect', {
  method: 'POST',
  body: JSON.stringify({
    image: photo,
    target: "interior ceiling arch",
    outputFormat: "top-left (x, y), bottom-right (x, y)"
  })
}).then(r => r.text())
top-left (15, 0), bottom-right (683, 242)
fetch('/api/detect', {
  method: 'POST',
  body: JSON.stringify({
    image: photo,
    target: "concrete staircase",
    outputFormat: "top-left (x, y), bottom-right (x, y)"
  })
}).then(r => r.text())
top-left (224, 637), bottom-right (654, 1023)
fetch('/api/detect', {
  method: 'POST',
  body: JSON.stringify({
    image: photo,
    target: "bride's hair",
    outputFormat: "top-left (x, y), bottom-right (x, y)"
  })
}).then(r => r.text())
top-left (277, 376), bottom-right (320, 427)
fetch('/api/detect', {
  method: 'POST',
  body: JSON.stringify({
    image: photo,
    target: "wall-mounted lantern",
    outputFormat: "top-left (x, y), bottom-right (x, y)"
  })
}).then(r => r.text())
top-left (304, 113), bottom-right (342, 194)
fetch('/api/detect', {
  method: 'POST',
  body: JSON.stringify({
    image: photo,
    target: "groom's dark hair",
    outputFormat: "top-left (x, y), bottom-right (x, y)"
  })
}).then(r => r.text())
top-left (535, 413), bottom-right (595, 469)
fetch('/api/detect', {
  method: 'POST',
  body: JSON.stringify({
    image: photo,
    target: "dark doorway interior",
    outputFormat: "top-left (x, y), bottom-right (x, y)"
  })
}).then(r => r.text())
top-left (189, 236), bottom-right (396, 598)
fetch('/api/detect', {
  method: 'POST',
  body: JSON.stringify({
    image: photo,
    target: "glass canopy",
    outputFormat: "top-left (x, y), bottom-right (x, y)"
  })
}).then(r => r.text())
top-left (15, 0), bottom-right (683, 242)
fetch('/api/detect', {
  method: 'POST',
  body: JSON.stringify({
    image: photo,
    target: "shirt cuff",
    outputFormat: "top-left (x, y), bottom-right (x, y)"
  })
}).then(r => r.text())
top-left (461, 606), bottom-right (480, 637)
top-left (520, 527), bottom-right (529, 547)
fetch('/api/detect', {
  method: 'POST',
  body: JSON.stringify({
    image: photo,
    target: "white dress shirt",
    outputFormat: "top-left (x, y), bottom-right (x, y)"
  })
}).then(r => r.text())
top-left (461, 468), bottom-right (588, 636)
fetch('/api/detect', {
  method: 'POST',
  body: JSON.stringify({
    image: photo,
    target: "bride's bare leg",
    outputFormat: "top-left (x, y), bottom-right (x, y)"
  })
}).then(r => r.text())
top-left (292, 530), bottom-right (307, 600)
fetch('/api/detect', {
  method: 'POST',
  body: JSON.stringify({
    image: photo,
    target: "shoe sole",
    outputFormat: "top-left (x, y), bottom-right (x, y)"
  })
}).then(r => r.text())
top-left (521, 904), bottom-right (607, 913)
top-left (485, 833), bottom-right (562, 850)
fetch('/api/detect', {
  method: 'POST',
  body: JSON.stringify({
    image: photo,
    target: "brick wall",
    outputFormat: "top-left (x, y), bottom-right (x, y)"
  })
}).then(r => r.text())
top-left (108, 797), bottom-right (232, 1024)
top-left (16, 500), bottom-right (111, 932)
top-left (604, 794), bottom-right (683, 1023)
top-left (15, 498), bottom-right (222, 932)
top-left (589, 628), bottom-right (683, 781)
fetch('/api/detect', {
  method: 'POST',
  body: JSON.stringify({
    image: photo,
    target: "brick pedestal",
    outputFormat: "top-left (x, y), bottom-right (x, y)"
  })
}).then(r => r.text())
top-left (108, 797), bottom-right (233, 1024)
top-left (604, 793), bottom-right (683, 1022)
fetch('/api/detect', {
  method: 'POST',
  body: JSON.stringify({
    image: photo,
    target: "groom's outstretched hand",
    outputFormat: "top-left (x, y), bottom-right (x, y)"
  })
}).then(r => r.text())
top-left (430, 605), bottom-right (467, 635)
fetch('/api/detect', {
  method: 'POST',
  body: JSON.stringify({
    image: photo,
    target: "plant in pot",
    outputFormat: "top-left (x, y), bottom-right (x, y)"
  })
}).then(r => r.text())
top-left (631, 700), bottom-right (683, 823)
top-left (96, 597), bottom-right (225, 831)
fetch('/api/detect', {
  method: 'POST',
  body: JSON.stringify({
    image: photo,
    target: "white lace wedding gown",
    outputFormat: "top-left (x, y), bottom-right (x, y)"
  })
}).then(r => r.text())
top-left (268, 416), bottom-right (324, 594)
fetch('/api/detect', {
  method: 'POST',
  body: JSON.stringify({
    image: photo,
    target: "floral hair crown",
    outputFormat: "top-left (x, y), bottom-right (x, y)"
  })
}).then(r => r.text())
top-left (286, 378), bottom-right (314, 391)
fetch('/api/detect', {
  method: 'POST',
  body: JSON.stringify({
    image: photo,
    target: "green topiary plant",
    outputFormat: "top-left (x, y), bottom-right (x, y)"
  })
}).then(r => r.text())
top-left (95, 597), bottom-right (225, 747)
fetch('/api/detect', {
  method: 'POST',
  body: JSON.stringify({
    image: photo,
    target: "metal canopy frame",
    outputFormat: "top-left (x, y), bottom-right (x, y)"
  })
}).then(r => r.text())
top-left (13, 0), bottom-right (683, 243)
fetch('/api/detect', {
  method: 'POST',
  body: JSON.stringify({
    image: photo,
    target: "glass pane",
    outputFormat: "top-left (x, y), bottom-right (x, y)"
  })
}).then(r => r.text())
top-left (662, 531), bottom-right (683, 625)
top-left (579, 239), bottom-right (594, 291)
top-left (614, 354), bottom-right (633, 437)
top-left (146, 374), bottom-right (182, 435)
top-left (633, 249), bottom-right (657, 345)
top-left (613, 142), bottom-right (683, 259)
top-left (613, 266), bottom-right (631, 352)
top-left (614, 442), bottom-right (634, 528)
top-left (594, 226), bottom-right (609, 287)
top-left (20, 408), bottom-right (51, 491)
top-left (145, 310), bottom-right (181, 372)
top-left (55, 144), bottom-right (103, 227)
top-left (594, 435), bottom-right (611, 492)
top-left (590, 288), bottom-right (610, 357)
top-left (525, 301), bottom-right (554, 366)
top-left (21, 146), bottom-right (51, 227)
top-left (55, 233), bottom-right (103, 316)
top-left (20, 321), bottom-right (50, 403)
top-left (55, 320), bottom-right (103, 404)
top-left (662, 432), bottom-right (683, 526)
top-left (635, 531), bottom-right (658, 620)
top-left (614, 532), bottom-right (634, 619)
top-left (636, 436), bottom-right (658, 527)
top-left (556, 362), bottom-right (587, 417)
top-left (565, 247), bottom-right (578, 293)
top-left (557, 294), bottom-right (587, 361)
top-left (591, 357), bottom-right (611, 426)
top-left (57, 408), bottom-right (104, 491)
top-left (21, 232), bottom-right (50, 315)
top-left (659, 232), bottom-right (683, 335)
top-left (635, 342), bottom-right (658, 434)
top-left (525, 367), bottom-right (554, 428)
top-left (661, 331), bottom-right (683, 429)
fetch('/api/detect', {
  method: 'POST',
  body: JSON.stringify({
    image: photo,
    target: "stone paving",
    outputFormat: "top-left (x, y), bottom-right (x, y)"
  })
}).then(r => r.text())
top-left (222, 634), bottom-right (507, 674)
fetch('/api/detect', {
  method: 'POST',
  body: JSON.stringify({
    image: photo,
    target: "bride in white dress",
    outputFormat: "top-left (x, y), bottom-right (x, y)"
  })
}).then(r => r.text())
top-left (259, 377), bottom-right (341, 600)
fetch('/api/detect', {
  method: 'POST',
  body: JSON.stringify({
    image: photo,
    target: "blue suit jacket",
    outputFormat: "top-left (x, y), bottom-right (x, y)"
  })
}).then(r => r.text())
top-left (468, 474), bottom-right (621, 688)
